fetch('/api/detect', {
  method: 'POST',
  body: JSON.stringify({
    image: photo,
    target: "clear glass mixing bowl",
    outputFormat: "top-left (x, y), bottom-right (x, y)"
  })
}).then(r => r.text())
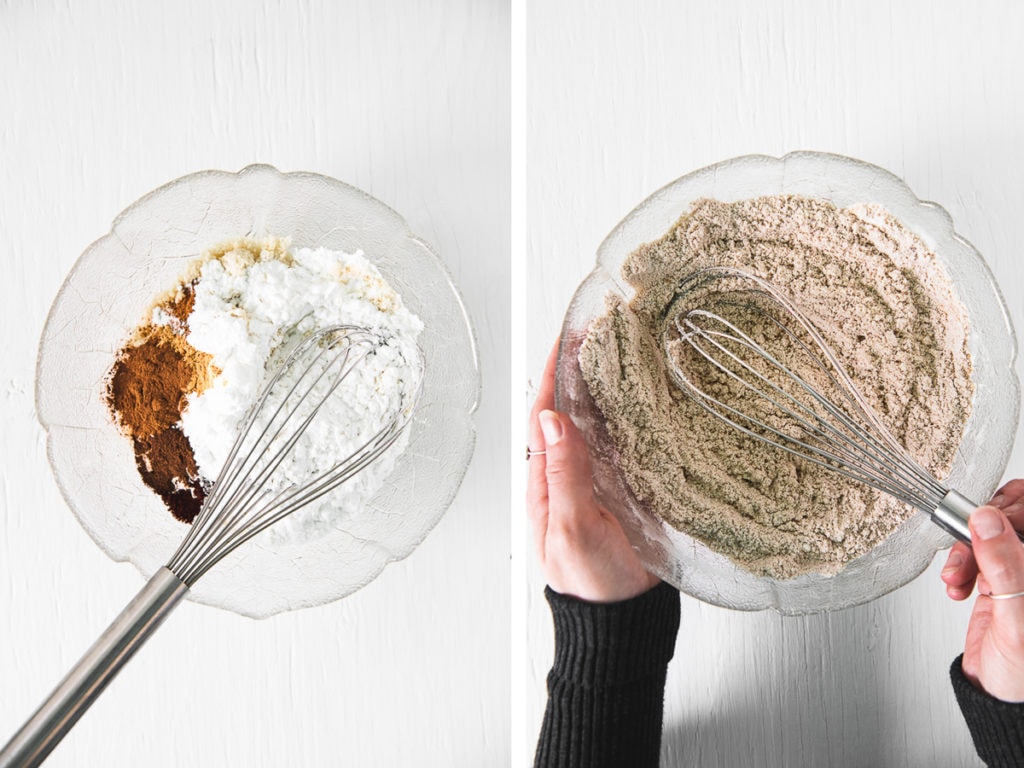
top-left (36, 164), bottom-right (479, 618)
top-left (556, 151), bottom-right (1018, 614)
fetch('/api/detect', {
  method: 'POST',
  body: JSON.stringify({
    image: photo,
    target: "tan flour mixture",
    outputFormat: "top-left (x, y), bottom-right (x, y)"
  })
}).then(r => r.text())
top-left (579, 195), bottom-right (973, 578)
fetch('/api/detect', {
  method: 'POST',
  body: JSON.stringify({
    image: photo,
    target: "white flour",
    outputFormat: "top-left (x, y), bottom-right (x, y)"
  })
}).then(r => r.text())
top-left (161, 239), bottom-right (423, 544)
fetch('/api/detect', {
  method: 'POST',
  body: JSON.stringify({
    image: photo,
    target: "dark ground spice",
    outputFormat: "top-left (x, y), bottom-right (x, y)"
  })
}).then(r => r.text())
top-left (106, 282), bottom-right (213, 523)
top-left (133, 427), bottom-right (207, 523)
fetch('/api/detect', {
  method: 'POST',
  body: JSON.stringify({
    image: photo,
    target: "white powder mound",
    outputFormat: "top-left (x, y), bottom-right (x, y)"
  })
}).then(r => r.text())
top-left (167, 240), bottom-right (423, 544)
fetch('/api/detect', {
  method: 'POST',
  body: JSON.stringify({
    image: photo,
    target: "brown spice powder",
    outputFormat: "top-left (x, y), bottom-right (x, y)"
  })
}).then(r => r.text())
top-left (105, 240), bottom-right (291, 524)
top-left (107, 283), bottom-right (215, 523)
top-left (133, 427), bottom-right (207, 523)
top-left (579, 195), bottom-right (973, 578)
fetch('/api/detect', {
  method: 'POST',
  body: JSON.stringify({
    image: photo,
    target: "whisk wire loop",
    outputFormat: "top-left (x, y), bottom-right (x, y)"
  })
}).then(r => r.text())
top-left (188, 338), bottom-right (369, 557)
top-left (167, 324), bottom-right (421, 586)
top-left (677, 311), bottom-right (946, 510)
top-left (676, 337), bottom-right (938, 510)
top-left (168, 333), bottom-right (357, 581)
top-left (187, 413), bottom-right (413, 584)
top-left (164, 333), bottom-right (342, 576)
top-left (664, 267), bottom-right (956, 528)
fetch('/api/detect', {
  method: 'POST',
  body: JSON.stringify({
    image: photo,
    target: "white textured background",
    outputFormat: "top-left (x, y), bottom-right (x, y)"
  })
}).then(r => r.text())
top-left (0, 1), bottom-right (509, 766)
top-left (527, 1), bottom-right (1023, 766)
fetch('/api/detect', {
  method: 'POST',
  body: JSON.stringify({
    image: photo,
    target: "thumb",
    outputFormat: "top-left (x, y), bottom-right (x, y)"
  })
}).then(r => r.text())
top-left (538, 410), bottom-right (598, 525)
top-left (971, 505), bottom-right (1024, 610)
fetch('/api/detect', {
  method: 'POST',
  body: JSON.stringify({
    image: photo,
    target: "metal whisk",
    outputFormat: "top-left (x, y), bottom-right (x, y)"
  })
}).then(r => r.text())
top-left (662, 266), bottom-right (977, 546)
top-left (0, 324), bottom-right (423, 768)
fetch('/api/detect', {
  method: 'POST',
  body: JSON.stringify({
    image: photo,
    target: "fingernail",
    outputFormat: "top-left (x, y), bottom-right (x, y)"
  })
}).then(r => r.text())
top-left (539, 410), bottom-right (564, 446)
top-left (991, 493), bottom-right (1007, 508)
top-left (971, 506), bottom-right (1006, 540)
top-left (942, 551), bottom-right (965, 573)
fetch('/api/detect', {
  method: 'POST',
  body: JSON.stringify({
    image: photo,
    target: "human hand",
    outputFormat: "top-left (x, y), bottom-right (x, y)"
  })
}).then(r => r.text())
top-left (527, 342), bottom-right (661, 603)
top-left (940, 479), bottom-right (1024, 702)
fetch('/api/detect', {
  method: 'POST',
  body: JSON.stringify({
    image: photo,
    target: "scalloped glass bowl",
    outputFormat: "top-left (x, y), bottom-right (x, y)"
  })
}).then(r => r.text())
top-left (556, 152), bottom-right (1018, 614)
top-left (36, 164), bottom-right (479, 618)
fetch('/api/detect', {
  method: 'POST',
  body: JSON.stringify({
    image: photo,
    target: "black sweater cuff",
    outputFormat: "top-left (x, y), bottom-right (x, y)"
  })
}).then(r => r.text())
top-left (534, 582), bottom-right (681, 768)
top-left (545, 581), bottom-right (681, 687)
top-left (950, 654), bottom-right (1024, 767)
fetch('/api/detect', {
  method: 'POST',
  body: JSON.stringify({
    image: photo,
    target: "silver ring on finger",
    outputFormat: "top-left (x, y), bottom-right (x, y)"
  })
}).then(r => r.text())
top-left (987, 589), bottom-right (1024, 600)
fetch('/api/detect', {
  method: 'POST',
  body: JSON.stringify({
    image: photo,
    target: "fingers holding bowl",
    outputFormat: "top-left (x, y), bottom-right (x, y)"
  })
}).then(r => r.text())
top-left (527, 345), bottom-right (559, 560)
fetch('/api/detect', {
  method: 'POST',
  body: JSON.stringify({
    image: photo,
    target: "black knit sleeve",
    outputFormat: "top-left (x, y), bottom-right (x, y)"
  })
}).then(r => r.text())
top-left (533, 581), bottom-right (681, 768)
top-left (950, 654), bottom-right (1024, 767)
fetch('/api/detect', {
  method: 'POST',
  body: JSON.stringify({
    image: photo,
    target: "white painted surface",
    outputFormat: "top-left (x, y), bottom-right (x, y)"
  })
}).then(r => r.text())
top-left (527, 2), bottom-right (1023, 765)
top-left (0, 2), bottom-right (509, 766)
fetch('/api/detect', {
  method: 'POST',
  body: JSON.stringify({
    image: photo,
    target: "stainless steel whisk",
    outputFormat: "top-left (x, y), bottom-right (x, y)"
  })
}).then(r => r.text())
top-left (662, 266), bottom-right (977, 545)
top-left (0, 324), bottom-right (423, 768)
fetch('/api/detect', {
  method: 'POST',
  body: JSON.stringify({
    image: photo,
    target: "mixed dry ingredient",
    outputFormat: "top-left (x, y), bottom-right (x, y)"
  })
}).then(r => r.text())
top-left (107, 237), bottom-right (423, 542)
top-left (579, 195), bottom-right (973, 578)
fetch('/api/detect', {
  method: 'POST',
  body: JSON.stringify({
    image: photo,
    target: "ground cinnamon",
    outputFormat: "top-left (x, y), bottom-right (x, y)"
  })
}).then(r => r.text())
top-left (106, 283), bottom-right (214, 523)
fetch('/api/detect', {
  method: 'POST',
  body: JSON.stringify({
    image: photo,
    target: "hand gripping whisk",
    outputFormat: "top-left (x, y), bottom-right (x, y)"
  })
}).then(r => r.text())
top-left (662, 266), bottom-right (979, 545)
top-left (0, 325), bottom-right (423, 768)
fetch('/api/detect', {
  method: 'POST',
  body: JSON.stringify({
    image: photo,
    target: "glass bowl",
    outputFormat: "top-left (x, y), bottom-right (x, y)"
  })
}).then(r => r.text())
top-left (36, 164), bottom-right (479, 618)
top-left (556, 151), bottom-right (1018, 614)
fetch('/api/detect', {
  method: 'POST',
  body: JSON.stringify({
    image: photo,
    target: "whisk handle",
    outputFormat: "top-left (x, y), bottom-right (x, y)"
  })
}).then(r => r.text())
top-left (934, 489), bottom-right (1024, 546)
top-left (934, 489), bottom-right (978, 544)
top-left (0, 567), bottom-right (187, 768)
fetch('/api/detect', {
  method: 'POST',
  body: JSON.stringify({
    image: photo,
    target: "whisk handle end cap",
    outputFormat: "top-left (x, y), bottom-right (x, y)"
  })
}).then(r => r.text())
top-left (0, 567), bottom-right (188, 768)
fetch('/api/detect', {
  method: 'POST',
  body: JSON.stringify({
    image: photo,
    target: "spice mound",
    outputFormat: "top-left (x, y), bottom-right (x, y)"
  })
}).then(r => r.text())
top-left (579, 195), bottom-right (973, 579)
top-left (106, 237), bottom-right (423, 542)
